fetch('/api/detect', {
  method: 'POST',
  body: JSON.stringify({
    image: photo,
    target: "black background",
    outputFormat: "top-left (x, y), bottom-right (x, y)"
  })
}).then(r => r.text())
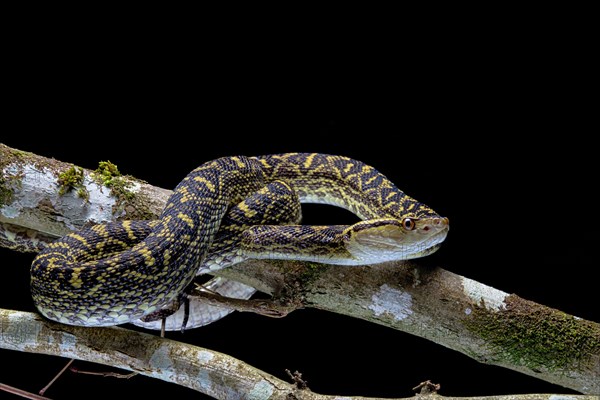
top-left (0, 14), bottom-right (597, 399)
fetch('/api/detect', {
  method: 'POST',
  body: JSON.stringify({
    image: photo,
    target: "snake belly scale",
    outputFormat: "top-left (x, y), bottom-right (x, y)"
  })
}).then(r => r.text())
top-left (31, 153), bottom-right (449, 327)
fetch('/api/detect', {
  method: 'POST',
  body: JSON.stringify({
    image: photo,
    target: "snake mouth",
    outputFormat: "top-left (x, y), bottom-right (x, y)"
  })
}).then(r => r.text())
top-left (410, 228), bottom-right (449, 258)
top-left (345, 221), bottom-right (449, 262)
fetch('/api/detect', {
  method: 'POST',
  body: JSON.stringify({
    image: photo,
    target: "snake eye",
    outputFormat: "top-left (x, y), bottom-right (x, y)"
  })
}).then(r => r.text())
top-left (402, 218), bottom-right (416, 231)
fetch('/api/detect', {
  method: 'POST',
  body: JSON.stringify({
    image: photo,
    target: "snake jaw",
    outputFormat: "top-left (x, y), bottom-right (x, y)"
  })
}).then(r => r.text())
top-left (344, 217), bottom-right (449, 263)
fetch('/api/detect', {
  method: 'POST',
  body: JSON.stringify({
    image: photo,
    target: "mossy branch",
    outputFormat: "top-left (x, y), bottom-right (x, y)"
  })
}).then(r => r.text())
top-left (0, 143), bottom-right (169, 252)
top-left (1, 143), bottom-right (598, 396)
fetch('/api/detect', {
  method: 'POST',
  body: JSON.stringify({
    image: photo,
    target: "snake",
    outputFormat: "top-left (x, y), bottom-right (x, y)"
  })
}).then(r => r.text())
top-left (31, 153), bottom-right (449, 328)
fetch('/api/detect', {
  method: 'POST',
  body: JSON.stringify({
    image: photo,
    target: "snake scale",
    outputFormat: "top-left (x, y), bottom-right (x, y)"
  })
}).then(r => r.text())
top-left (31, 153), bottom-right (449, 327)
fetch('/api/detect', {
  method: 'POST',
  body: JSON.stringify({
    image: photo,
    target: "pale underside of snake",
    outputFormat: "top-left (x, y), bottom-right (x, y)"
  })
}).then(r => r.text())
top-left (31, 153), bottom-right (449, 329)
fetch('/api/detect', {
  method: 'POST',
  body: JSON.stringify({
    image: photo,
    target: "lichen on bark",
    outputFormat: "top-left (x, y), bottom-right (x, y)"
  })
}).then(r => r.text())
top-left (464, 294), bottom-right (600, 372)
top-left (1, 144), bottom-right (160, 248)
top-left (0, 145), bottom-right (31, 207)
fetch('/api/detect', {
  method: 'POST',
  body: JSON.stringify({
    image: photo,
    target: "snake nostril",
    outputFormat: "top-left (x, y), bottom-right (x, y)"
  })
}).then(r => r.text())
top-left (423, 226), bottom-right (430, 231)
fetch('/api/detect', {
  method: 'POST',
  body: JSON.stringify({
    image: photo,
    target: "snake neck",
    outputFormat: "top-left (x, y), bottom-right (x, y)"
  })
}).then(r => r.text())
top-left (254, 153), bottom-right (440, 220)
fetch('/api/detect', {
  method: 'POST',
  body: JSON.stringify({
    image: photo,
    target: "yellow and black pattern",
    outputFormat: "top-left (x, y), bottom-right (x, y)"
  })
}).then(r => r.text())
top-left (31, 153), bottom-right (448, 326)
top-left (256, 153), bottom-right (438, 220)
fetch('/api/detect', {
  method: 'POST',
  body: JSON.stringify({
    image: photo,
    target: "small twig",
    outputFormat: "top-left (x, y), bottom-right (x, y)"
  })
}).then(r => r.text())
top-left (0, 382), bottom-right (53, 400)
top-left (70, 366), bottom-right (137, 379)
top-left (189, 287), bottom-right (302, 318)
top-left (39, 358), bottom-right (74, 395)
top-left (285, 369), bottom-right (309, 390)
top-left (412, 380), bottom-right (441, 394)
top-left (181, 294), bottom-right (190, 333)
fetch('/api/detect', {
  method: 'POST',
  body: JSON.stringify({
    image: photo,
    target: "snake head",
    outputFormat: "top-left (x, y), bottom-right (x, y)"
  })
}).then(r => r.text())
top-left (344, 216), bottom-right (449, 263)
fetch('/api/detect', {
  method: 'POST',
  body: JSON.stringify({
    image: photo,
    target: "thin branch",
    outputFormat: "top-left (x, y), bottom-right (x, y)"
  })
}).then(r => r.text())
top-left (0, 383), bottom-right (53, 400)
top-left (1, 143), bottom-right (599, 396)
top-left (69, 366), bottom-right (137, 379)
top-left (39, 359), bottom-right (74, 396)
top-left (187, 287), bottom-right (298, 318)
top-left (0, 310), bottom-right (597, 400)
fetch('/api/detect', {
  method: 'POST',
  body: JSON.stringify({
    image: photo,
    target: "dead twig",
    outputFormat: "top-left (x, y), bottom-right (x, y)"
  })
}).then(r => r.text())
top-left (412, 380), bottom-right (441, 394)
top-left (285, 369), bottom-right (309, 390)
top-left (0, 382), bottom-right (53, 400)
top-left (190, 286), bottom-right (302, 318)
top-left (70, 366), bottom-right (137, 379)
top-left (39, 359), bottom-right (74, 396)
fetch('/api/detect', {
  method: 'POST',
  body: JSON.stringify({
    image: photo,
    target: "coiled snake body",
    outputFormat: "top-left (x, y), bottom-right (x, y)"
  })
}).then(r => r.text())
top-left (31, 153), bottom-right (449, 327)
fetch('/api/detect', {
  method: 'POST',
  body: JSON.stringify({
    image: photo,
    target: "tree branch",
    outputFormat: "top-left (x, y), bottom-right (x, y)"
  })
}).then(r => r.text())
top-left (1, 143), bottom-right (599, 396)
top-left (1, 310), bottom-right (596, 400)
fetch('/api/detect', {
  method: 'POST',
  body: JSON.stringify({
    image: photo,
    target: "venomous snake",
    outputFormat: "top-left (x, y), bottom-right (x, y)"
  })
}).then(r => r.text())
top-left (31, 153), bottom-right (449, 328)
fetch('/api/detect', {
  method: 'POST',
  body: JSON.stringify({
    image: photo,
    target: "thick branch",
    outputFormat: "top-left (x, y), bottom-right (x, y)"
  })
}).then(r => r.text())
top-left (1, 143), bottom-right (599, 395)
top-left (215, 260), bottom-right (600, 394)
top-left (0, 143), bottom-right (169, 252)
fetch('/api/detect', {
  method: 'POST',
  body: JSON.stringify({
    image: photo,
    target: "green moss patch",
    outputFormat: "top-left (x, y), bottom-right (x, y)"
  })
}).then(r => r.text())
top-left (57, 165), bottom-right (88, 200)
top-left (93, 160), bottom-right (133, 200)
top-left (300, 262), bottom-right (329, 285)
top-left (465, 294), bottom-right (600, 372)
top-left (94, 160), bottom-right (121, 186)
top-left (92, 160), bottom-right (154, 220)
